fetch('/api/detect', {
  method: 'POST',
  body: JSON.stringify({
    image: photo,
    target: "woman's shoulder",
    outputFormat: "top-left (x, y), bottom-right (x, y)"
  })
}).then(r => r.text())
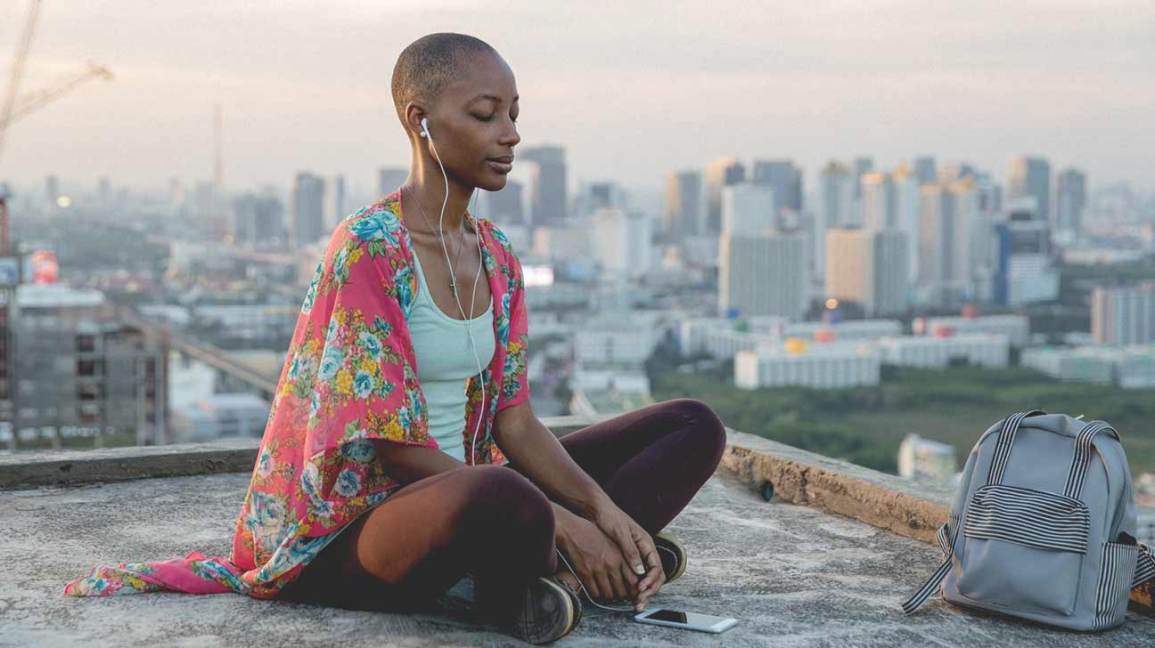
top-left (476, 217), bottom-right (519, 264)
top-left (340, 195), bottom-right (406, 250)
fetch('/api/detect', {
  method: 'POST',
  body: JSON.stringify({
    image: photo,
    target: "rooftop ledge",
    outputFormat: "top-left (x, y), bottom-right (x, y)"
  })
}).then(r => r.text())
top-left (1, 416), bottom-right (1152, 647)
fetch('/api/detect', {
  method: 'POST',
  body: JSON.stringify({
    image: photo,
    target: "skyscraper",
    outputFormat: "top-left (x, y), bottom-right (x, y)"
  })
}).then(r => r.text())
top-left (892, 164), bottom-right (921, 284)
top-left (913, 156), bottom-right (937, 185)
top-left (918, 181), bottom-right (973, 304)
top-left (593, 208), bottom-right (652, 281)
top-left (573, 181), bottom-right (627, 218)
top-left (233, 193), bottom-right (285, 249)
top-left (291, 172), bottom-right (326, 249)
top-left (992, 217), bottom-right (1059, 306)
top-left (719, 231), bottom-right (809, 320)
top-left (664, 170), bottom-right (702, 240)
top-left (816, 161), bottom-right (855, 278)
top-left (860, 172), bottom-right (896, 232)
top-left (722, 184), bottom-right (775, 236)
top-left (704, 158), bottom-right (745, 235)
top-left (1007, 156), bottom-right (1051, 223)
top-left (852, 157), bottom-right (874, 198)
top-left (485, 178), bottom-right (525, 225)
top-left (826, 228), bottom-right (909, 316)
top-left (1056, 168), bottom-right (1087, 241)
top-left (719, 186), bottom-right (809, 320)
top-left (751, 160), bottom-right (803, 214)
top-left (521, 145), bottom-right (568, 225)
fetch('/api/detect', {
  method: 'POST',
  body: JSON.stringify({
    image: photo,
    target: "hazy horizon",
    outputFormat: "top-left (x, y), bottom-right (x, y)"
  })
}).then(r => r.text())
top-left (1, 0), bottom-right (1153, 197)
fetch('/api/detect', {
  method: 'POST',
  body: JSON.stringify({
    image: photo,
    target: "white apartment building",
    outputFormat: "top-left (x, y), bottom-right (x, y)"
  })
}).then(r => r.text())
top-left (877, 333), bottom-right (1010, 368)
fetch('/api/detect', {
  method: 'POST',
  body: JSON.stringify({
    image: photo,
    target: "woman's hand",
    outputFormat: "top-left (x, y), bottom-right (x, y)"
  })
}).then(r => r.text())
top-left (590, 501), bottom-right (665, 611)
top-left (555, 511), bottom-right (640, 604)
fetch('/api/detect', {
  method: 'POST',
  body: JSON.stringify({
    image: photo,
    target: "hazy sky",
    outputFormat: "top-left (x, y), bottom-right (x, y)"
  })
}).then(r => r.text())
top-left (1, 0), bottom-right (1153, 199)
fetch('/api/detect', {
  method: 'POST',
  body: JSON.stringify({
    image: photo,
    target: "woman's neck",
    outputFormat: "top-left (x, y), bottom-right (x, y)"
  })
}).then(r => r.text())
top-left (401, 154), bottom-right (476, 235)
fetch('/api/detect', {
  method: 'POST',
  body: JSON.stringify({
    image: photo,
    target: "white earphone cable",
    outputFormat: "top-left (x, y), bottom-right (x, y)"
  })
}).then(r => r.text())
top-left (424, 121), bottom-right (487, 468)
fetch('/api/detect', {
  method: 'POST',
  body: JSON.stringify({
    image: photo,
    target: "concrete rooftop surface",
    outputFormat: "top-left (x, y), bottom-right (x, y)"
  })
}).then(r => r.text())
top-left (3, 458), bottom-right (1155, 647)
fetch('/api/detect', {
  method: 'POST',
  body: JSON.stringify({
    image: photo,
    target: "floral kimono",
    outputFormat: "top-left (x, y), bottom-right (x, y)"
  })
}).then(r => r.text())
top-left (64, 190), bottom-right (530, 598)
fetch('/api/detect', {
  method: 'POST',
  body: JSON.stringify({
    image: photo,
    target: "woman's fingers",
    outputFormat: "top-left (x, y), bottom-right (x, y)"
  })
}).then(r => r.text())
top-left (606, 521), bottom-right (647, 577)
top-left (594, 571), bottom-right (614, 603)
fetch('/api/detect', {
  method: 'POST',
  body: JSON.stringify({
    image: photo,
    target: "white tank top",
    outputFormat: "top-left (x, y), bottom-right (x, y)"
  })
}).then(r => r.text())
top-left (408, 251), bottom-right (495, 461)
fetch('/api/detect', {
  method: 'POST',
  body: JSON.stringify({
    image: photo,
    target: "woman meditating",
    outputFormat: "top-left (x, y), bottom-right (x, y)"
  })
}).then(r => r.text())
top-left (65, 32), bottom-right (726, 645)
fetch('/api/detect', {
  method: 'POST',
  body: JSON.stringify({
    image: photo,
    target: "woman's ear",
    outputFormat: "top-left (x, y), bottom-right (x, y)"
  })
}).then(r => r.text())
top-left (404, 103), bottom-right (427, 140)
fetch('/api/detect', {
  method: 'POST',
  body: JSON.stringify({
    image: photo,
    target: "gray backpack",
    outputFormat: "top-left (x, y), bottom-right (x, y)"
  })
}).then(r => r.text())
top-left (903, 411), bottom-right (1155, 630)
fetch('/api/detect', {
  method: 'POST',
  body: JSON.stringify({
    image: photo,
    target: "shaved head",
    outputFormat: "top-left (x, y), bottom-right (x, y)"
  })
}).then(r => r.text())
top-left (391, 33), bottom-right (498, 125)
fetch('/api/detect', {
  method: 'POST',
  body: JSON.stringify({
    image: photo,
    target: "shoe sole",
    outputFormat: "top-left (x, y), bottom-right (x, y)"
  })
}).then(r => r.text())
top-left (515, 576), bottom-right (577, 645)
top-left (655, 533), bottom-right (687, 583)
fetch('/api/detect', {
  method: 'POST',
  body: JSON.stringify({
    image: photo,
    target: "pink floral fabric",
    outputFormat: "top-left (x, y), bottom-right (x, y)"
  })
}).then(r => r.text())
top-left (63, 190), bottom-right (531, 599)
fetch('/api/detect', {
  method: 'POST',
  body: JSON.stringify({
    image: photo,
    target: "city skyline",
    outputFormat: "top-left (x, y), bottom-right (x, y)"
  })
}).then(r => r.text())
top-left (1, 1), bottom-right (1153, 196)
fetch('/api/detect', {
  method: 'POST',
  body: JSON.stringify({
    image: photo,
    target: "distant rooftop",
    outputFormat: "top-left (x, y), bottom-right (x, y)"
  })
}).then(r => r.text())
top-left (1, 424), bottom-right (1152, 646)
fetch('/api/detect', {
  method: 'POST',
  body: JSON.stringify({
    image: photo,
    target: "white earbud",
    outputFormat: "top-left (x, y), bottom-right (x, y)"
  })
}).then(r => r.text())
top-left (419, 117), bottom-right (430, 139)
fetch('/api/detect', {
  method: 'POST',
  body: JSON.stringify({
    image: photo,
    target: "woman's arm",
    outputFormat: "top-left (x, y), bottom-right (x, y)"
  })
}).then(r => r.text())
top-left (494, 401), bottom-right (665, 607)
top-left (375, 442), bottom-right (464, 485)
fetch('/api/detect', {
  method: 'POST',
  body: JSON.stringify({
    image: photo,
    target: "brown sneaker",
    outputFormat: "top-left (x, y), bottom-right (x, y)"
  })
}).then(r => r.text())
top-left (488, 574), bottom-right (582, 645)
top-left (654, 532), bottom-right (687, 583)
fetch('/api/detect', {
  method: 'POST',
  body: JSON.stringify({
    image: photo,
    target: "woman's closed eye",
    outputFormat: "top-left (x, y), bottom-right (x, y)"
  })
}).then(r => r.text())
top-left (473, 112), bottom-right (518, 124)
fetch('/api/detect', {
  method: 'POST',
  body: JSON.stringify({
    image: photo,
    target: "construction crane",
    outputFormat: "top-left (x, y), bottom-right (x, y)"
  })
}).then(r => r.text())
top-left (0, 0), bottom-right (112, 447)
top-left (7, 62), bottom-right (113, 128)
top-left (0, 0), bottom-right (113, 163)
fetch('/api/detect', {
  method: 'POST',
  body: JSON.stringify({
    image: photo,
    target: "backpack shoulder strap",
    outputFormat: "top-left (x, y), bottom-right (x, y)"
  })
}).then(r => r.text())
top-left (1136, 543), bottom-right (1155, 589)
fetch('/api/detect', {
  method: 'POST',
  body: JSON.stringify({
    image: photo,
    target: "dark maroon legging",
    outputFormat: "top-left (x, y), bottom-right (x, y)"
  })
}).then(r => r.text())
top-left (277, 398), bottom-right (726, 611)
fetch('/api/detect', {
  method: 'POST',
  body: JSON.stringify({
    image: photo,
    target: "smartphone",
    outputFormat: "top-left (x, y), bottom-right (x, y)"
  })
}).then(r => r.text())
top-left (633, 608), bottom-right (738, 634)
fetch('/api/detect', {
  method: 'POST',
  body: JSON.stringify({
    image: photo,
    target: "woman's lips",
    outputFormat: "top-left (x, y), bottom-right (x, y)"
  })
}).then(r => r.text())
top-left (487, 159), bottom-right (513, 173)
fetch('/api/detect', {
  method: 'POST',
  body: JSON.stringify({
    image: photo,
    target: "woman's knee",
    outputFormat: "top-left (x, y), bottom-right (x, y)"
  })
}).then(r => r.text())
top-left (458, 466), bottom-right (554, 534)
top-left (667, 398), bottom-right (727, 465)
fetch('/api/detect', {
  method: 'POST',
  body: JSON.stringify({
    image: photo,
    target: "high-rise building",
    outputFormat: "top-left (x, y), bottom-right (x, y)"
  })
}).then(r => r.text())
top-left (485, 178), bottom-right (525, 225)
top-left (719, 231), bottom-right (809, 320)
top-left (1091, 283), bottom-right (1155, 345)
top-left (377, 167), bottom-right (407, 198)
top-left (913, 156), bottom-right (936, 185)
top-left (892, 165), bottom-right (921, 284)
top-left (816, 161), bottom-right (854, 278)
top-left (751, 160), bottom-right (803, 214)
top-left (573, 181), bottom-right (627, 218)
top-left (521, 145), bottom-right (568, 225)
top-left (825, 228), bottom-right (909, 316)
top-left (719, 190), bottom-right (808, 319)
top-left (704, 158), bottom-right (745, 235)
top-left (291, 172), bottom-right (326, 248)
top-left (592, 208), bottom-right (652, 280)
top-left (918, 181), bottom-right (974, 304)
top-left (722, 184), bottom-right (775, 236)
top-left (938, 161), bottom-right (977, 182)
top-left (1056, 168), bottom-right (1087, 241)
top-left (860, 172), bottom-right (896, 231)
top-left (1007, 156), bottom-right (1051, 223)
top-left (852, 157), bottom-right (874, 198)
top-left (324, 175), bottom-right (346, 231)
top-left (992, 217), bottom-right (1059, 306)
top-left (663, 170), bottom-right (703, 240)
top-left (233, 193), bottom-right (285, 249)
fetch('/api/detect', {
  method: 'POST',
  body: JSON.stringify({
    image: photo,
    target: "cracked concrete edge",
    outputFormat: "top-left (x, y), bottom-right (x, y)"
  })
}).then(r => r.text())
top-left (719, 428), bottom-right (1154, 614)
top-left (0, 417), bottom-right (593, 490)
top-left (3, 418), bottom-right (1149, 612)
